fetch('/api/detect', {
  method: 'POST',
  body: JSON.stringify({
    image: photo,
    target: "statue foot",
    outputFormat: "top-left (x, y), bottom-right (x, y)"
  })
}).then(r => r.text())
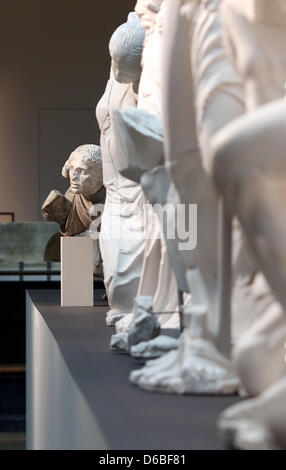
top-left (110, 296), bottom-right (160, 352)
top-left (130, 335), bottom-right (180, 359)
top-left (218, 376), bottom-right (286, 450)
top-left (130, 330), bottom-right (240, 395)
top-left (105, 309), bottom-right (126, 326)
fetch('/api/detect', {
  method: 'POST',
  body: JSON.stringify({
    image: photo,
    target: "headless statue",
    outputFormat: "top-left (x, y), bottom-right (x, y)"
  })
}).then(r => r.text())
top-left (211, 0), bottom-right (286, 450)
top-left (96, 14), bottom-right (146, 326)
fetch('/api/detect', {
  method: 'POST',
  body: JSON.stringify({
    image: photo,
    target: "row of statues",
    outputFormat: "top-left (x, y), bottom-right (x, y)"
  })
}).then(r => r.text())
top-left (43, 0), bottom-right (286, 450)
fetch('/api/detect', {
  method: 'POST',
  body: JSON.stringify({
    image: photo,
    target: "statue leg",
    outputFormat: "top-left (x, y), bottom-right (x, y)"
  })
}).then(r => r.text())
top-left (100, 206), bottom-right (145, 326)
top-left (212, 99), bottom-right (286, 313)
top-left (218, 375), bottom-right (286, 450)
top-left (129, 0), bottom-right (245, 395)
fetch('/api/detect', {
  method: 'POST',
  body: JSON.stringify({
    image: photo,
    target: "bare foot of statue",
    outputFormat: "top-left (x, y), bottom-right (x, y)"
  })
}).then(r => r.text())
top-left (130, 335), bottom-right (180, 359)
top-left (130, 307), bottom-right (240, 395)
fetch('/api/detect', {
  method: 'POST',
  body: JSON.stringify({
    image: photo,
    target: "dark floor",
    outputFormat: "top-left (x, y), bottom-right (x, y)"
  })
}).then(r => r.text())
top-left (0, 372), bottom-right (26, 450)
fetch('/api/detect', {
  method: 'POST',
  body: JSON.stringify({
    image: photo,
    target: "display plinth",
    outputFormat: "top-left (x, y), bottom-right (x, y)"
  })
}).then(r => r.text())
top-left (26, 290), bottom-right (241, 450)
top-left (61, 236), bottom-right (94, 307)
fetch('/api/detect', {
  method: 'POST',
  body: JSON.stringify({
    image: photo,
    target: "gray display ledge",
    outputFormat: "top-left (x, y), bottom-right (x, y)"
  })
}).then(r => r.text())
top-left (26, 290), bottom-right (240, 450)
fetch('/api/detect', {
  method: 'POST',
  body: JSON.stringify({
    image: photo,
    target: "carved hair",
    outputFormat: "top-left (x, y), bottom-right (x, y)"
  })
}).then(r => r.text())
top-left (109, 12), bottom-right (145, 65)
top-left (62, 144), bottom-right (102, 179)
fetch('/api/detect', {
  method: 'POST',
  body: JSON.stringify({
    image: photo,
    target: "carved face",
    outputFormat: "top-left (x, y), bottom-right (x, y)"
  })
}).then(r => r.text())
top-left (135, 0), bottom-right (161, 31)
top-left (68, 152), bottom-right (102, 198)
top-left (111, 56), bottom-right (141, 84)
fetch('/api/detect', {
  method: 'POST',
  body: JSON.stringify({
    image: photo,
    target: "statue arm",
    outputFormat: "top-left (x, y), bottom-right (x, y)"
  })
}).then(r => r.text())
top-left (41, 190), bottom-right (72, 226)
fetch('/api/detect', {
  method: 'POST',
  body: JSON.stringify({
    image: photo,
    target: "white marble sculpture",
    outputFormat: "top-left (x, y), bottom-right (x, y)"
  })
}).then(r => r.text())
top-left (111, 296), bottom-right (161, 352)
top-left (42, 145), bottom-right (104, 236)
top-left (96, 13), bottom-right (147, 326)
top-left (110, 0), bottom-right (182, 347)
top-left (42, 144), bottom-right (105, 276)
top-left (210, 0), bottom-right (286, 449)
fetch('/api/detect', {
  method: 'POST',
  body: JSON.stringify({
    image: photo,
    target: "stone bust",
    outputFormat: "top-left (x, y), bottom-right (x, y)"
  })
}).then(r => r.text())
top-left (42, 144), bottom-right (105, 237)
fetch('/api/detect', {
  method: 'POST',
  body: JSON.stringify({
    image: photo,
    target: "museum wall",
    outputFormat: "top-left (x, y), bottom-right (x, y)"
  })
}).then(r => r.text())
top-left (0, 0), bottom-right (135, 221)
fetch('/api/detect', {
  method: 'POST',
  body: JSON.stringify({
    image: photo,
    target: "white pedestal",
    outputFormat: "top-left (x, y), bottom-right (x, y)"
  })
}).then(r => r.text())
top-left (61, 237), bottom-right (94, 307)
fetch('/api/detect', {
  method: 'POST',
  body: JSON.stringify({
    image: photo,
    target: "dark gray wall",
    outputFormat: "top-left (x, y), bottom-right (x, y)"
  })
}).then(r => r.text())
top-left (0, 0), bottom-right (135, 221)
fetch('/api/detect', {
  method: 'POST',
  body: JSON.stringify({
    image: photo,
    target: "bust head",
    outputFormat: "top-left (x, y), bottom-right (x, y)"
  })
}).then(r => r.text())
top-left (135, 0), bottom-right (163, 32)
top-left (62, 145), bottom-right (103, 199)
top-left (109, 12), bottom-right (145, 84)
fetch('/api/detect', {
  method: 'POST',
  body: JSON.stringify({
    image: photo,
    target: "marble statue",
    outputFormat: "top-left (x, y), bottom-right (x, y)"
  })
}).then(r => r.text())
top-left (111, 0), bottom-right (188, 358)
top-left (42, 145), bottom-right (104, 237)
top-left (130, 0), bottom-right (252, 394)
top-left (96, 13), bottom-right (147, 326)
top-left (130, 335), bottom-right (180, 359)
top-left (210, 0), bottom-right (286, 449)
top-left (42, 144), bottom-right (105, 276)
